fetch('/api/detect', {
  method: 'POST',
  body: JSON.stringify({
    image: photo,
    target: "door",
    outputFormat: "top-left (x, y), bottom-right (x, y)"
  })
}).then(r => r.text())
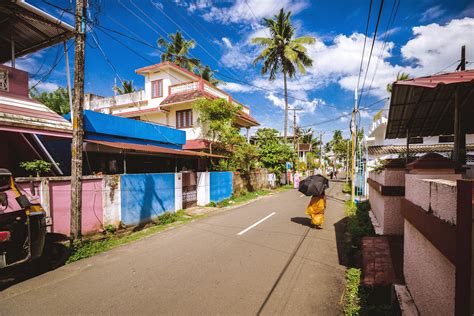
top-left (182, 171), bottom-right (197, 209)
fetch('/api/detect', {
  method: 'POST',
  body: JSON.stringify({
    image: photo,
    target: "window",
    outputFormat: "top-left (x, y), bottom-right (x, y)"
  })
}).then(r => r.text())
top-left (439, 135), bottom-right (454, 143)
top-left (176, 109), bottom-right (193, 129)
top-left (151, 79), bottom-right (163, 98)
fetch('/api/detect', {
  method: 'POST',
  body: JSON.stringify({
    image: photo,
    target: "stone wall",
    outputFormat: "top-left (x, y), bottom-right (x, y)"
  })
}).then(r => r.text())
top-left (233, 169), bottom-right (270, 195)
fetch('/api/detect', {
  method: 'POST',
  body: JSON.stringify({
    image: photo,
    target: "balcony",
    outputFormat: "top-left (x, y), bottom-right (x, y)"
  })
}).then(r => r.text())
top-left (85, 90), bottom-right (147, 111)
top-left (169, 80), bottom-right (231, 102)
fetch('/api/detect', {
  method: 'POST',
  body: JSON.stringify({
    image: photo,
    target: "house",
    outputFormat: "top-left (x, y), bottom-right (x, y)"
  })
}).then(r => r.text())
top-left (0, 1), bottom-right (74, 176)
top-left (84, 62), bottom-right (260, 150)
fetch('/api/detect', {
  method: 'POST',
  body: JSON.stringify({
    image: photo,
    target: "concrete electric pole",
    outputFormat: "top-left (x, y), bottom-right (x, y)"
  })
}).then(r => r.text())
top-left (350, 87), bottom-right (358, 203)
top-left (70, 0), bottom-right (86, 242)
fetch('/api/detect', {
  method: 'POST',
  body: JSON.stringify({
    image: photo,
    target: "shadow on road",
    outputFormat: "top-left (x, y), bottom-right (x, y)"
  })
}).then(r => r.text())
top-left (0, 233), bottom-right (70, 292)
top-left (290, 217), bottom-right (313, 228)
top-left (334, 217), bottom-right (351, 267)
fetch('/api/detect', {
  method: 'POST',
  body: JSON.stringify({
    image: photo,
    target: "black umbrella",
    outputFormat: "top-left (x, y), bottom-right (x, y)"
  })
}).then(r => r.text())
top-left (298, 175), bottom-right (329, 197)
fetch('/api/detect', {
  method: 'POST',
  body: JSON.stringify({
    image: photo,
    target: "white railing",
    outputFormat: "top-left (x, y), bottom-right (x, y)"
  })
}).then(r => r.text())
top-left (86, 90), bottom-right (146, 110)
top-left (170, 81), bottom-right (199, 95)
top-left (204, 83), bottom-right (230, 101)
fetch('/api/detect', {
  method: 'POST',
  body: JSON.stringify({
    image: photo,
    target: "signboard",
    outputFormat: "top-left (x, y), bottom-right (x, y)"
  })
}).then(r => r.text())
top-left (0, 70), bottom-right (8, 92)
top-left (286, 161), bottom-right (292, 170)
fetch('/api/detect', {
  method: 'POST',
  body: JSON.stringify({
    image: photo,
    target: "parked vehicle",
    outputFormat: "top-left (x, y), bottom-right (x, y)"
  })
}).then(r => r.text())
top-left (0, 168), bottom-right (67, 273)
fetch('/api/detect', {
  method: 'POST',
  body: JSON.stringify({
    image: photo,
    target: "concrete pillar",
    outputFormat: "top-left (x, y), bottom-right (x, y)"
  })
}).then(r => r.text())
top-left (246, 127), bottom-right (250, 143)
top-left (197, 172), bottom-right (210, 206)
top-left (102, 175), bottom-right (121, 227)
top-left (40, 179), bottom-right (51, 231)
top-left (174, 173), bottom-right (183, 211)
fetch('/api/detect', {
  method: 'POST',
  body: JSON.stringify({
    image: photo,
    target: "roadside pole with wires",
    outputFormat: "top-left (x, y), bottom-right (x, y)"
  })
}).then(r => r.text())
top-left (350, 87), bottom-right (358, 203)
top-left (70, 0), bottom-right (86, 242)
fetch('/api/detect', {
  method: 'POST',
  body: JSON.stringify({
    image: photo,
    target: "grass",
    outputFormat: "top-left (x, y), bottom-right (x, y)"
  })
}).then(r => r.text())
top-left (67, 185), bottom-right (292, 264)
top-left (342, 182), bottom-right (352, 194)
top-left (67, 210), bottom-right (192, 263)
top-left (344, 268), bottom-right (362, 316)
top-left (343, 200), bottom-right (378, 316)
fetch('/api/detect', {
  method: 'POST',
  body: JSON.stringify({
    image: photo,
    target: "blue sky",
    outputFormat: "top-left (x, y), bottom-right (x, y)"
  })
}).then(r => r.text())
top-left (19, 0), bottom-right (474, 142)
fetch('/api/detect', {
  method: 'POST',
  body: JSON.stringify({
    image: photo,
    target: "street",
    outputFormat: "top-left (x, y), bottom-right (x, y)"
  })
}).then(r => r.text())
top-left (0, 182), bottom-right (348, 315)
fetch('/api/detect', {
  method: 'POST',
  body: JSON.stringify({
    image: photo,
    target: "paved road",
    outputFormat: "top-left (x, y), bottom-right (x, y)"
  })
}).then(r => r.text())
top-left (0, 182), bottom-right (348, 315)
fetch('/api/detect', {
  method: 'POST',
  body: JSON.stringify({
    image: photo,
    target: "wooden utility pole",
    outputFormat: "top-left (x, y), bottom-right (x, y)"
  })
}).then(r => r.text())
top-left (70, 0), bottom-right (86, 242)
top-left (289, 107), bottom-right (302, 152)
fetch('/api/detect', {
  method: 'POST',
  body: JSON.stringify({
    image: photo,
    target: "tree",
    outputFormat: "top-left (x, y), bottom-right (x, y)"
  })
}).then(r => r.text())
top-left (194, 98), bottom-right (258, 172)
top-left (386, 72), bottom-right (410, 93)
top-left (326, 130), bottom-right (350, 171)
top-left (254, 128), bottom-right (294, 178)
top-left (116, 80), bottom-right (135, 95)
top-left (252, 8), bottom-right (315, 140)
top-left (196, 65), bottom-right (224, 86)
top-left (30, 87), bottom-right (70, 115)
top-left (157, 31), bottom-right (201, 72)
top-left (20, 160), bottom-right (52, 177)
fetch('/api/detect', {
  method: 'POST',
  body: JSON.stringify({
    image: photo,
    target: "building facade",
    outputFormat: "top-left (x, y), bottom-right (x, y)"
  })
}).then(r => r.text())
top-left (84, 62), bottom-right (259, 150)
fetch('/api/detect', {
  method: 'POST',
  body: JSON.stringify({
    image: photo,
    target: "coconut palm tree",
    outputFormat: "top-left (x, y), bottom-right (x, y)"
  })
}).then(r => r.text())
top-left (386, 72), bottom-right (410, 93)
top-left (252, 8), bottom-right (316, 141)
top-left (157, 31), bottom-right (201, 72)
top-left (115, 80), bottom-right (135, 95)
top-left (196, 65), bottom-right (224, 86)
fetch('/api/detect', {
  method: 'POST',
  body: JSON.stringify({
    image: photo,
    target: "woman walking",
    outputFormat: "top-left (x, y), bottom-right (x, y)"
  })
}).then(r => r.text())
top-left (298, 174), bottom-right (329, 229)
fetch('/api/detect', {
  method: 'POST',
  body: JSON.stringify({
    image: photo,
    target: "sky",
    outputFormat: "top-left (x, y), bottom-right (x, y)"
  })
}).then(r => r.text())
top-left (16, 0), bottom-right (474, 142)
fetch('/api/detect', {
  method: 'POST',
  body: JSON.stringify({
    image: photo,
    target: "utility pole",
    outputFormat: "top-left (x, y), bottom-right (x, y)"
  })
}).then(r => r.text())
top-left (70, 0), bottom-right (87, 242)
top-left (289, 107), bottom-right (303, 153)
top-left (454, 45), bottom-right (467, 164)
top-left (350, 87), bottom-right (358, 203)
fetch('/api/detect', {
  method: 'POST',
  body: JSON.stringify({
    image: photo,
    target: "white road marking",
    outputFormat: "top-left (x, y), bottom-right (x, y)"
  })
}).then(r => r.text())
top-left (237, 212), bottom-right (276, 236)
top-left (299, 194), bottom-right (306, 198)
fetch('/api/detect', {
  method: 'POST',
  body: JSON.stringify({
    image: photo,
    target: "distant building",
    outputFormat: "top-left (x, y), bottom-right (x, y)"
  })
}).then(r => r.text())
top-left (84, 62), bottom-right (260, 150)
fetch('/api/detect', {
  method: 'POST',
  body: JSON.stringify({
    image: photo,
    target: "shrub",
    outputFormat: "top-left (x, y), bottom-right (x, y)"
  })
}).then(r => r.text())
top-left (19, 160), bottom-right (52, 177)
top-left (344, 268), bottom-right (361, 315)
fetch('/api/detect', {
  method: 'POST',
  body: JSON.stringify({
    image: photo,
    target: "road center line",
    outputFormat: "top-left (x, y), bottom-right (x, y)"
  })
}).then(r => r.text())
top-left (237, 212), bottom-right (276, 236)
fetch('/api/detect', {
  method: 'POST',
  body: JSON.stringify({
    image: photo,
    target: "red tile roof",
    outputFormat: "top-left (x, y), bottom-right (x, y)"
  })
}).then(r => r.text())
top-left (86, 139), bottom-right (225, 158)
top-left (160, 90), bottom-right (216, 106)
top-left (395, 69), bottom-right (474, 88)
top-left (183, 139), bottom-right (211, 150)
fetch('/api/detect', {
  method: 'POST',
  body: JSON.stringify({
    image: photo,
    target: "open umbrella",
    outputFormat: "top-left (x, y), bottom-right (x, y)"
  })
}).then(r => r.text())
top-left (298, 175), bottom-right (329, 197)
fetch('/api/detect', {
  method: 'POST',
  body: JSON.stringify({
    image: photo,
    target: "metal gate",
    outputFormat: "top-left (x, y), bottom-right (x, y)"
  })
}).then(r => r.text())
top-left (182, 171), bottom-right (197, 209)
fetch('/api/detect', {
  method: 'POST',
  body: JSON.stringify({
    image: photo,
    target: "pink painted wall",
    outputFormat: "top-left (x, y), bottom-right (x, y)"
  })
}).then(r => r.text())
top-left (50, 179), bottom-right (103, 235)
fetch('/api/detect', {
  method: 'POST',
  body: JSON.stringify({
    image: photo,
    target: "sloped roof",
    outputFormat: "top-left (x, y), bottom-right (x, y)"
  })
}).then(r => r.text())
top-left (0, 93), bottom-right (71, 137)
top-left (386, 70), bottom-right (474, 139)
top-left (0, 1), bottom-right (74, 63)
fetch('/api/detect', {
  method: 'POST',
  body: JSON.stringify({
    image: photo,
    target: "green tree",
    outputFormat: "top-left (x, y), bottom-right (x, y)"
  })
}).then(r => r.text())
top-left (386, 72), bottom-right (410, 93)
top-left (194, 98), bottom-right (258, 173)
top-left (254, 128), bottom-right (294, 178)
top-left (116, 80), bottom-right (135, 95)
top-left (252, 8), bottom-right (315, 140)
top-left (196, 65), bottom-right (224, 86)
top-left (30, 87), bottom-right (70, 115)
top-left (157, 31), bottom-right (201, 72)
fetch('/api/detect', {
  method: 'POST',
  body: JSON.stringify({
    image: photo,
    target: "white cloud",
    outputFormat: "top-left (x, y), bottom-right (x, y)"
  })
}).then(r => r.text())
top-left (223, 82), bottom-right (253, 93)
top-left (222, 37), bottom-right (233, 48)
top-left (197, 0), bottom-right (309, 24)
top-left (360, 110), bottom-right (370, 118)
top-left (151, 1), bottom-right (164, 10)
top-left (32, 81), bottom-right (60, 92)
top-left (420, 5), bottom-right (446, 22)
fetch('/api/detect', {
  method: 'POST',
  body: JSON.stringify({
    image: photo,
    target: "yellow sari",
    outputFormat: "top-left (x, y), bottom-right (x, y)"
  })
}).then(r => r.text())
top-left (305, 196), bottom-right (326, 228)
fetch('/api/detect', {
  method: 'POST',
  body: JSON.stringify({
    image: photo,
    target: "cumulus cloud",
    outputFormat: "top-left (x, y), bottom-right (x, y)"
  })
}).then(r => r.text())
top-left (223, 82), bottom-right (254, 93)
top-left (31, 81), bottom-right (60, 92)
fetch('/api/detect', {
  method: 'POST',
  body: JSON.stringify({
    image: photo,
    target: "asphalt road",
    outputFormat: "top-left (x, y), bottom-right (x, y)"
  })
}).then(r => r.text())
top-left (0, 182), bottom-right (348, 315)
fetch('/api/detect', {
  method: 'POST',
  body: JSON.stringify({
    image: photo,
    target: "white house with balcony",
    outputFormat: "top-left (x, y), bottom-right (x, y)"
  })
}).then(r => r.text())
top-left (84, 62), bottom-right (260, 151)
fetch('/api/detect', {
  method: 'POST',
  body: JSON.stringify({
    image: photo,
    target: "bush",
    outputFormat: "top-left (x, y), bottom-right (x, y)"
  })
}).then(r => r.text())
top-left (344, 268), bottom-right (361, 315)
top-left (345, 200), bottom-right (374, 244)
top-left (157, 212), bottom-right (177, 225)
top-left (342, 182), bottom-right (351, 193)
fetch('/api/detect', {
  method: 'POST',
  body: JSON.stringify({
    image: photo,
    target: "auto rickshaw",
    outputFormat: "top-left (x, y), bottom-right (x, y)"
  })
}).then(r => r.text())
top-left (0, 168), bottom-right (60, 271)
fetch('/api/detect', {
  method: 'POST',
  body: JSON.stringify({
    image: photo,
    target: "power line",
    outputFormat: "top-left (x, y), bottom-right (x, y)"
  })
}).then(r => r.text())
top-left (361, 0), bottom-right (399, 107)
top-left (356, 0), bottom-right (374, 95)
top-left (357, 0), bottom-right (385, 108)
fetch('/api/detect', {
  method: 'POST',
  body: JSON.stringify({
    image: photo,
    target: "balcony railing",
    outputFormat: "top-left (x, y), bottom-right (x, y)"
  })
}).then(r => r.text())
top-left (86, 90), bottom-right (147, 110)
top-left (169, 80), bottom-right (231, 102)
